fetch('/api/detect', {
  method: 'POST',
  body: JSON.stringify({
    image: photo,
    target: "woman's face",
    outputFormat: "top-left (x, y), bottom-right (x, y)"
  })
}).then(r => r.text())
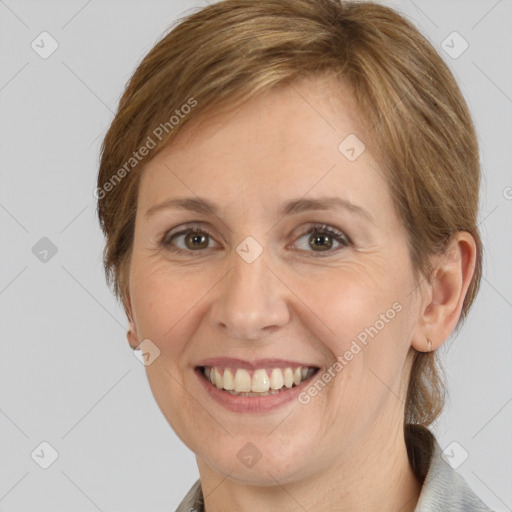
top-left (128, 76), bottom-right (424, 485)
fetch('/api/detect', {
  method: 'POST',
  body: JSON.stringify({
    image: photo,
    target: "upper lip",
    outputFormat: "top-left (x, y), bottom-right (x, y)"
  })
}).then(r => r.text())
top-left (195, 357), bottom-right (320, 370)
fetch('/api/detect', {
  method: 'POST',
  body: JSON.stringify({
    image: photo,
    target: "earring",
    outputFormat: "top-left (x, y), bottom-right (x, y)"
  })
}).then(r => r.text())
top-left (426, 337), bottom-right (432, 352)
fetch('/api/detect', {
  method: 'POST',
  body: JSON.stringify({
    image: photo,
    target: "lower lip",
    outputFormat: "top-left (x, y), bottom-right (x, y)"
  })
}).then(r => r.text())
top-left (194, 368), bottom-right (317, 413)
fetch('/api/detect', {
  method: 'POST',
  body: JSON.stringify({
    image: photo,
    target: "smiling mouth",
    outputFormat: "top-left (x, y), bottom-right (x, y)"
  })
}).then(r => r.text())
top-left (198, 365), bottom-right (320, 397)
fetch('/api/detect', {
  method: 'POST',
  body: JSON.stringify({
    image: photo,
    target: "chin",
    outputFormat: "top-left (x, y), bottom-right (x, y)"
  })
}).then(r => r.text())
top-left (194, 431), bottom-right (323, 487)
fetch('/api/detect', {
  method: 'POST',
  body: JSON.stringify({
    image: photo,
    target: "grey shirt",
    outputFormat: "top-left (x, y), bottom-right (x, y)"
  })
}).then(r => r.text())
top-left (175, 426), bottom-right (494, 511)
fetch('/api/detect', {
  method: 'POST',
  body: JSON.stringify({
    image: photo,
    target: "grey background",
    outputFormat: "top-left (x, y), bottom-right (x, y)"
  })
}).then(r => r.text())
top-left (0, 0), bottom-right (511, 510)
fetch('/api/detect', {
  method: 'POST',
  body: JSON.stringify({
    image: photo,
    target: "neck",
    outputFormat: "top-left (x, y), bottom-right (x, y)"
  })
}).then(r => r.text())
top-left (196, 424), bottom-right (423, 512)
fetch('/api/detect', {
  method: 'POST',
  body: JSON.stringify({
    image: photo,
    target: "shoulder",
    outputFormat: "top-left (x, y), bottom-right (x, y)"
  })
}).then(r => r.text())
top-left (409, 425), bottom-right (495, 512)
top-left (174, 479), bottom-right (203, 512)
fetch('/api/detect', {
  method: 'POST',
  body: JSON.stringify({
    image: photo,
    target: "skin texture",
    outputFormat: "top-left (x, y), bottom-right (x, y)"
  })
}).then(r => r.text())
top-left (125, 75), bottom-right (477, 512)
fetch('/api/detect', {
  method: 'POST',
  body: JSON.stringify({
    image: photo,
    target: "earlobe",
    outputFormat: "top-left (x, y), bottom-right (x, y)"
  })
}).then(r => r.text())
top-left (127, 320), bottom-right (140, 350)
top-left (125, 294), bottom-right (141, 350)
top-left (411, 232), bottom-right (477, 351)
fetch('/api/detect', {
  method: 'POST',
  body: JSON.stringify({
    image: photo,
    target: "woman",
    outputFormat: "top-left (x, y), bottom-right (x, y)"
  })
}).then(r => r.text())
top-left (96, 0), bottom-right (494, 510)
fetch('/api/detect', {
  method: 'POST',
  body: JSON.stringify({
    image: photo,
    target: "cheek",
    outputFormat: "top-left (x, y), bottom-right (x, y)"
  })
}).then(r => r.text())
top-left (130, 249), bottom-right (414, 361)
top-left (294, 258), bottom-right (414, 398)
top-left (142, 358), bottom-right (203, 451)
top-left (295, 258), bottom-right (407, 343)
top-left (130, 260), bottom-right (206, 346)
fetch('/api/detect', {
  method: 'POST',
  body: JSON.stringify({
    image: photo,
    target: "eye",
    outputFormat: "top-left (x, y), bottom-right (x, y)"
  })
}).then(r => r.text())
top-left (161, 224), bottom-right (218, 254)
top-left (291, 223), bottom-right (351, 256)
top-left (160, 222), bottom-right (351, 256)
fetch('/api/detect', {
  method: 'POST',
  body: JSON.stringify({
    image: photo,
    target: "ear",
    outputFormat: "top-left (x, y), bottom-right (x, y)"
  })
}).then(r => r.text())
top-left (411, 232), bottom-right (477, 352)
top-left (125, 294), bottom-right (141, 350)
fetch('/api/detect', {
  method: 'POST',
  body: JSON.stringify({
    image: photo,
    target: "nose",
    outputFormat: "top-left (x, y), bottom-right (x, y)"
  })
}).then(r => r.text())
top-left (208, 246), bottom-right (290, 341)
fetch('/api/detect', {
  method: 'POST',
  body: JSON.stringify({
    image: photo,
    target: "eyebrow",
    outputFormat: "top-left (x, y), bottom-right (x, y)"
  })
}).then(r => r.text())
top-left (144, 196), bottom-right (373, 222)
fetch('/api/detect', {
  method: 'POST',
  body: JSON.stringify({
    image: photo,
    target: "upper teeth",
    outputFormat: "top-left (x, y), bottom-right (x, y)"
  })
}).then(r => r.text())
top-left (203, 366), bottom-right (316, 394)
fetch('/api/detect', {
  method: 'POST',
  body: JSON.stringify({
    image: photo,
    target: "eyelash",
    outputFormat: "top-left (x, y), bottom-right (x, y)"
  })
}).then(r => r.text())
top-left (160, 223), bottom-right (351, 257)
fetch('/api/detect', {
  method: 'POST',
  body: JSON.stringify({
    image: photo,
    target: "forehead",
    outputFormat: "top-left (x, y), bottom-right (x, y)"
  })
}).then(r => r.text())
top-left (157, 75), bottom-right (363, 162)
top-left (137, 75), bottom-right (392, 221)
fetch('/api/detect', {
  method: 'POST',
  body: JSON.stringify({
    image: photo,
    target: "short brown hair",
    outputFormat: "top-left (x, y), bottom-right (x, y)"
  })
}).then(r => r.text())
top-left (97, 0), bottom-right (482, 429)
